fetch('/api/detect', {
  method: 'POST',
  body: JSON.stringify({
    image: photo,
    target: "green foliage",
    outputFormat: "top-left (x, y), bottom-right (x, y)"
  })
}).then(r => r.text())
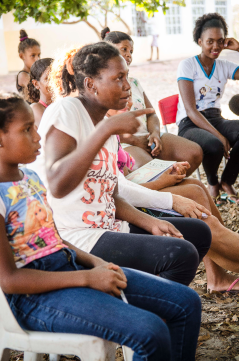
top-left (0, 0), bottom-right (89, 24)
top-left (0, 0), bottom-right (186, 24)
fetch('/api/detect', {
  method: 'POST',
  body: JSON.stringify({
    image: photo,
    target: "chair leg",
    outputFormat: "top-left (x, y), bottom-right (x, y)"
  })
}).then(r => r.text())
top-left (0, 348), bottom-right (10, 361)
top-left (49, 355), bottom-right (60, 361)
top-left (196, 168), bottom-right (201, 181)
top-left (164, 125), bottom-right (168, 133)
top-left (24, 353), bottom-right (44, 361)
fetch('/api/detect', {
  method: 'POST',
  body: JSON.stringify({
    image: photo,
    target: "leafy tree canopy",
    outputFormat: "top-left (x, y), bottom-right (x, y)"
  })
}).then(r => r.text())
top-left (0, 0), bottom-right (185, 24)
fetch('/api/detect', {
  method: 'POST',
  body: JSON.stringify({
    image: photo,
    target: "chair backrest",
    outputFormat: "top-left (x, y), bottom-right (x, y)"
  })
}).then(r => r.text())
top-left (158, 94), bottom-right (179, 126)
top-left (0, 287), bottom-right (26, 334)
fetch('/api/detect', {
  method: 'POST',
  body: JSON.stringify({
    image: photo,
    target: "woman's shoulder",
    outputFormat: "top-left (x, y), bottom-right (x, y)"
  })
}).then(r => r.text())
top-left (178, 56), bottom-right (196, 68)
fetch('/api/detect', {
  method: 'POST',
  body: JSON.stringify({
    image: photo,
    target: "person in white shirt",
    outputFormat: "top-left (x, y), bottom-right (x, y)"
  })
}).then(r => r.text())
top-left (177, 13), bottom-right (239, 206)
top-left (30, 42), bottom-right (212, 288)
top-left (101, 27), bottom-right (203, 175)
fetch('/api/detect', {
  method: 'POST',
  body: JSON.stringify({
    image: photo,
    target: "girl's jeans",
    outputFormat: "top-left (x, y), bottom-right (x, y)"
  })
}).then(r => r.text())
top-left (5, 249), bottom-right (201, 361)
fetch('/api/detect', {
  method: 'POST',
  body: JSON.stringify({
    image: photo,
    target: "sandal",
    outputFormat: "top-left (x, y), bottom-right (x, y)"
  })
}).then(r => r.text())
top-left (226, 278), bottom-right (239, 293)
top-left (227, 192), bottom-right (239, 204)
top-left (212, 193), bottom-right (226, 207)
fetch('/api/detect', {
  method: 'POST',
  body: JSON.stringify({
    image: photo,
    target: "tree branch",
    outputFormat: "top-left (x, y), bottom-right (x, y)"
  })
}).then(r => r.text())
top-left (62, 18), bottom-right (101, 39)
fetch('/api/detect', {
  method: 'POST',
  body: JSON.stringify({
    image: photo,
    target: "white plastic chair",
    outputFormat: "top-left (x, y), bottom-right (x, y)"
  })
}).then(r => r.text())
top-left (0, 287), bottom-right (133, 361)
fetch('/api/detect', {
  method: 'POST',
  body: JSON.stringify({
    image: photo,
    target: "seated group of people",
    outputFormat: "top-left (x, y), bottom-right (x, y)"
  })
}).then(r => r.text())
top-left (1, 12), bottom-right (239, 360)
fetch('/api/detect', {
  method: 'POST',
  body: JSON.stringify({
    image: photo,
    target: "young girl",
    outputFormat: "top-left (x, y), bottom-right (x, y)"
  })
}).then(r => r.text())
top-left (0, 93), bottom-right (202, 361)
top-left (28, 58), bottom-right (53, 127)
top-left (16, 30), bottom-right (41, 102)
top-left (30, 42), bottom-right (211, 290)
top-left (176, 13), bottom-right (239, 204)
top-left (101, 27), bottom-right (203, 176)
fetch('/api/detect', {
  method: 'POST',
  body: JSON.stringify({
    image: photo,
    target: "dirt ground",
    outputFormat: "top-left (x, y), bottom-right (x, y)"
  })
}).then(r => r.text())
top-left (2, 51), bottom-right (239, 360)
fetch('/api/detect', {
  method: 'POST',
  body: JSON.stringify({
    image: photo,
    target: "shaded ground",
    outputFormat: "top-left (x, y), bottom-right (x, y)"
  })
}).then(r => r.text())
top-left (2, 51), bottom-right (239, 360)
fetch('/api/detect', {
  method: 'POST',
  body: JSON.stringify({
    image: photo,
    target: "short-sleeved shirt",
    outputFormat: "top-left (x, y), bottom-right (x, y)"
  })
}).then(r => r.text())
top-left (176, 56), bottom-right (239, 125)
top-left (0, 168), bottom-right (65, 268)
top-left (29, 97), bottom-right (129, 253)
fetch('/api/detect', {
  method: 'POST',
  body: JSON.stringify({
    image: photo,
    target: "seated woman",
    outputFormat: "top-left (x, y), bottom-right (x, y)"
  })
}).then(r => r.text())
top-left (101, 27), bottom-right (203, 176)
top-left (176, 13), bottom-right (239, 204)
top-left (107, 100), bottom-right (239, 292)
top-left (28, 58), bottom-right (53, 127)
top-left (29, 42), bottom-right (211, 289)
top-left (0, 93), bottom-right (202, 361)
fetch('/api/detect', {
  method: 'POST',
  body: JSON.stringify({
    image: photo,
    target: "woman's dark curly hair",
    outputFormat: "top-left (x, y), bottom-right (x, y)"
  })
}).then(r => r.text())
top-left (28, 58), bottom-right (53, 103)
top-left (101, 27), bottom-right (133, 44)
top-left (193, 13), bottom-right (228, 44)
top-left (0, 93), bottom-right (26, 133)
top-left (62, 42), bottom-right (120, 96)
top-left (18, 29), bottom-right (40, 54)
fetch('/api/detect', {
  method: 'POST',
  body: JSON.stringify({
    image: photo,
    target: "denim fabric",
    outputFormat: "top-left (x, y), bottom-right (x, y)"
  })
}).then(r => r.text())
top-left (5, 249), bottom-right (201, 361)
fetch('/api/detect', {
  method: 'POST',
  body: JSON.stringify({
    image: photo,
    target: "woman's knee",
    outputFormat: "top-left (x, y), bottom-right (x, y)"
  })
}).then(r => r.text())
top-left (204, 137), bottom-right (224, 157)
top-left (187, 142), bottom-right (203, 168)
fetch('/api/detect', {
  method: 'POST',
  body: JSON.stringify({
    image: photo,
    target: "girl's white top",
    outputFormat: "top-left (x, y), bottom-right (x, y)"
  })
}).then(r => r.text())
top-left (176, 56), bottom-right (239, 125)
top-left (30, 97), bottom-right (172, 252)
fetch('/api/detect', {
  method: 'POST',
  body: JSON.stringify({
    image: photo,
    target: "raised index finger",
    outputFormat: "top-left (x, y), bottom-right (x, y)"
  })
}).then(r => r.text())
top-left (132, 108), bottom-right (155, 117)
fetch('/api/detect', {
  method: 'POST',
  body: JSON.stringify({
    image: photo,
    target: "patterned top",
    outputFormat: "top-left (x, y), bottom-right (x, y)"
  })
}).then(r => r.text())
top-left (0, 168), bottom-right (65, 268)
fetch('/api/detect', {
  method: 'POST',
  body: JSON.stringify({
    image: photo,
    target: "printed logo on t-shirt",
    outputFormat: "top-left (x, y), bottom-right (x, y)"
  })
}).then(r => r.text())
top-left (81, 145), bottom-right (121, 231)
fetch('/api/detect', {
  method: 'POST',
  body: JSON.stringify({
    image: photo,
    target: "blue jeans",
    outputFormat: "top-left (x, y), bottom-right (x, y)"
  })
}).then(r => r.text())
top-left (5, 249), bottom-right (201, 361)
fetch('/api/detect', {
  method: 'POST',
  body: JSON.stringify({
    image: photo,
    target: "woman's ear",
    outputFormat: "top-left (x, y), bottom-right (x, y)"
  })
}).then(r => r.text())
top-left (198, 38), bottom-right (202, 47)
top-left (32, 79), bottom-right (40, 90)
top-left (84, 77), bottom-right (96, 94)
top-left (19, 52), bottom-right (24, 60)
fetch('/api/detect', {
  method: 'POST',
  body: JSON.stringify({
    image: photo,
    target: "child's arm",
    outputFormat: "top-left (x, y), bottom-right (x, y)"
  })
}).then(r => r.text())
top-left (0, 216), bottom-right (126, 296)
top-left (140, 166), bottom-right (186, 191)
top-left (46, 109), bottom-right (153, 199)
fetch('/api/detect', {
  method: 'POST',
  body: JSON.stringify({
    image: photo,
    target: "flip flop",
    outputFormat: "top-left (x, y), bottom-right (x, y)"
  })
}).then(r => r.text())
top-left (212, 193), bottom-right (226, 207)
top-left (226, 278), bottom-right (239, 293)
top-left (227, 193), bottom-right (239, 204)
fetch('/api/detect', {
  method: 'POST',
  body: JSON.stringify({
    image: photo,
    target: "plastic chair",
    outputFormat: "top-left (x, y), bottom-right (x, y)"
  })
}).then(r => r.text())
top-left (0, 287), bottom-right (133, 361)
top-left (158, 94), bottom-right (202, 181)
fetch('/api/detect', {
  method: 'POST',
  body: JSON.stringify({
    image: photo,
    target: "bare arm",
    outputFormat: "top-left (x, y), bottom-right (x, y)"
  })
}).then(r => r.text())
top-left (45, 109), bottom-right (153, 198)
top-left (178, 80), bottom-right (230, 158)
top-left (0, 216), bottom-right (127, 296)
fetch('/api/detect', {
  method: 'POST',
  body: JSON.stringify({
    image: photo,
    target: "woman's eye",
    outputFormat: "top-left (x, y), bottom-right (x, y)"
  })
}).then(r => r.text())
top-left (24, 127), bottom-right (31, 132)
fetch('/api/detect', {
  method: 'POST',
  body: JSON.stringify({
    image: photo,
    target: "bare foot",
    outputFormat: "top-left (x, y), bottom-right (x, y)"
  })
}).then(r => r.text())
top-left (220, 181), bottom-right (239, 203)
top-left (147, 58), bottom-right (152, 61)
top-left (207, 272), bottom-right (239, 292)
top-left (207, 183), bottom-right (224, 205)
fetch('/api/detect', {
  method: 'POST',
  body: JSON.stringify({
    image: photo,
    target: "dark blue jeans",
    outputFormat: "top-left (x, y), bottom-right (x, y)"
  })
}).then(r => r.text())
top-left (5, 249), bottom-right (201, 361)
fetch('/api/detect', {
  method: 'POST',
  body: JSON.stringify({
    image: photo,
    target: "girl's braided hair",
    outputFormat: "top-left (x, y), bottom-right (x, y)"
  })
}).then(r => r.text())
top-left (101, 27), bottom-right (133, 44)
top-left (193, 13), bottom-right (228, 44)
top-left (61, 42), bottom-right (120, 96)
top-left (0, 93), bottom-right (26, 132)
top-left (28, 58), bottom-right (53, 103)
top-left (18, 29), bottom-right (40, 54)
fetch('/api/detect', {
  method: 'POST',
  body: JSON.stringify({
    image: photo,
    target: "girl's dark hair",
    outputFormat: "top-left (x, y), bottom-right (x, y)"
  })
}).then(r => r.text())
top-left (193, 13), bottom-right (228, 44)
top-left (61, 42), bottom-right (120, 96)
top-left (28, 58), bottom-right (53, 103)
top-left (101, 27), bottom-right (133, 44)
top-left (0, 93), bottom-right (26, 132)
top-left (18, 29), bottom-right (40, 54)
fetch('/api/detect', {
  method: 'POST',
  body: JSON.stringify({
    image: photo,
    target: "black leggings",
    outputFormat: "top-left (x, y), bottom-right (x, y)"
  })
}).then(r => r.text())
top-left (90, 218), bottom-right (211, 286)
top-left (179, 108), bottom-right (239, 186)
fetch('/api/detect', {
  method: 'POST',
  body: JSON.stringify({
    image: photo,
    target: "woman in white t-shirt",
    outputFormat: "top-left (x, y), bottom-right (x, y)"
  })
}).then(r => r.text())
top-left (177, 13), bottom-right (239, 205)
top-left (101, 27), bottom-right (203, 176)
top-left (31, 42), bottom-right (212, 289)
